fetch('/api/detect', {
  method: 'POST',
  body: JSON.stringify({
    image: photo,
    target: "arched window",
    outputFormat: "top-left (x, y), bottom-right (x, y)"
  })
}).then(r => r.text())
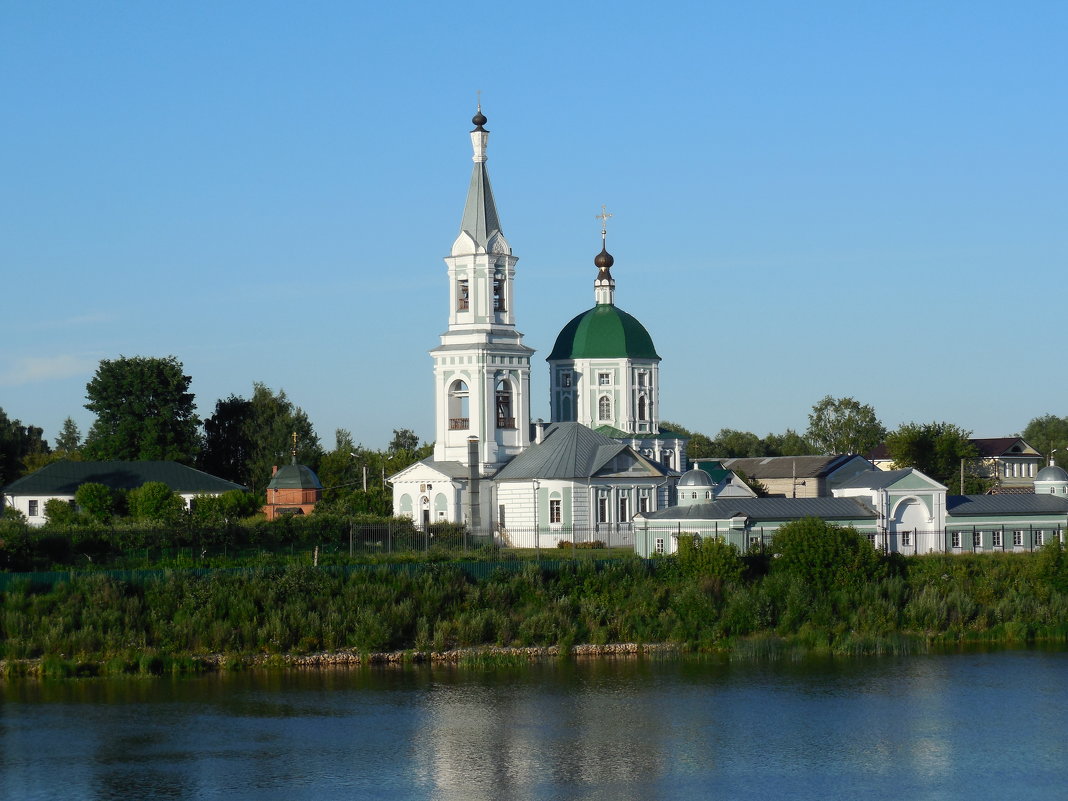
top-left (560, 394), bottom-right (573, 422)
top-left (448, 380), bottom-right (469, 429)
top-left (496, 379), bottom-right (515, 429)
top-left (638, 394), bottom-right (648, 421)
top-left (598, 395), bottom-right (612, 421)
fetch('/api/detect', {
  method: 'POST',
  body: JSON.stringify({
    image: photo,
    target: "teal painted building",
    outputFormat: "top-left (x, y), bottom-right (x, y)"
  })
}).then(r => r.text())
top-left (634, 467), bottom-right (1068, 557)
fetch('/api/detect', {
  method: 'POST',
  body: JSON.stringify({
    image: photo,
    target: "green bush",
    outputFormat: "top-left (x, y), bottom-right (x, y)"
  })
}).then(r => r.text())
top-left (771, 518), bottom-right (884, 595)
top-left (75, 482), bottom-right (115, 525)
top-left (128, 482), bottom-right (185, 524)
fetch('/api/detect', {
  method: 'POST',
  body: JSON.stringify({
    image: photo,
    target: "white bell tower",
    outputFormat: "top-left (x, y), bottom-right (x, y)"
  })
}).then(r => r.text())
top-left (431, 107), bottom-right (533, 473)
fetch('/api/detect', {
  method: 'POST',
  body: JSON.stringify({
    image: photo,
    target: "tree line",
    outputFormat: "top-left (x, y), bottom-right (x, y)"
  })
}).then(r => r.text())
top-left (5, 358), bottom-right (1068, 505)
top-left (0, 355), bottom-right (432, 516)
top-left (669, 395), bottom-right (1068, 494)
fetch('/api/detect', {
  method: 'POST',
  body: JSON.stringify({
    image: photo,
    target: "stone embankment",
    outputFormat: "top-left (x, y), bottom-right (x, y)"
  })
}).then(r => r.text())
top-left (213, 642), bottom-right (679, 668)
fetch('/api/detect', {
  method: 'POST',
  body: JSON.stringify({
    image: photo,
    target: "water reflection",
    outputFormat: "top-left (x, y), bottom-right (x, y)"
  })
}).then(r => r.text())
top-left (2, 650), bottom-right (1068, 801)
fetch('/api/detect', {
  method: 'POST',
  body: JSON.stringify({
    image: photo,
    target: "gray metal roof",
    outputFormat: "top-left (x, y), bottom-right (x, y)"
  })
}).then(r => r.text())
top-left (946, 494), bottom-right (1068, 517)
top-left (404, 459), bottom-right (476, 480)
top-left (459, 161), bottom-right (501, 249)
top-left (678, 468), bottom-right (715, 487)
top-left (702, 454), bottom-right (864, 480)
top-left (496, 423), bottom-right (670, 481)
top-left (266, 463), bottom-right (322, 490)
top-left (2, 460), bottom-right (245, 495)
top-left (640, 496), bottom-right (878, 522)
top-left (1036, 465), bottom-right (1068, 482)
top-left (834, 468), bottom-right (926, 490)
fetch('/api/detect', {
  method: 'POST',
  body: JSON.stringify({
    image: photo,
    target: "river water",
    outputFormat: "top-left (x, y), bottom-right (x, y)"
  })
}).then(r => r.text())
top-left (2, 649), bottom-right (1067, 800)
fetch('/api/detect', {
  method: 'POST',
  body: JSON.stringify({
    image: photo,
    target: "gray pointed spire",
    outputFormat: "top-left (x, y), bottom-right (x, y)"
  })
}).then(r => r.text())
top-left (458, 107), bottom-right (503, 249)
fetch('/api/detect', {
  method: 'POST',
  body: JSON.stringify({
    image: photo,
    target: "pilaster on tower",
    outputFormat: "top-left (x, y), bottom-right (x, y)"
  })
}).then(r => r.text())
top-left (432, 107), bottom-right (533, 473)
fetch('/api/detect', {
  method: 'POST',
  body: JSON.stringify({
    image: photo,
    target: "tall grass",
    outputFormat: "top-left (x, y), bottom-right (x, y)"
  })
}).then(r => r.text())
top-left (3, 548), bottom-right (1068, 675)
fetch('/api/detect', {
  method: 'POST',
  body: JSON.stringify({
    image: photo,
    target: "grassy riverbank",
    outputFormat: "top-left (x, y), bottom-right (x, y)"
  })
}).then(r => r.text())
top-left (4, 521), bottom-right (1068, 679)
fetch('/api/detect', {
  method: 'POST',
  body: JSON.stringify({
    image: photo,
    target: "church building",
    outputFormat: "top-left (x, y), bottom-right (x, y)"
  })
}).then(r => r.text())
top-left (389, 109), bottom-right (680, 542)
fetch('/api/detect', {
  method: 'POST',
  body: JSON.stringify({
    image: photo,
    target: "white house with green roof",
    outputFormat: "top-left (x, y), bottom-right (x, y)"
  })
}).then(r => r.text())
top-left (2, 460), bottom-right (245, 526)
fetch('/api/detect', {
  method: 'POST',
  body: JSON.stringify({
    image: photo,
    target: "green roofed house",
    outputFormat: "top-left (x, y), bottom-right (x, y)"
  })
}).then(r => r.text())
top-left (2, 460), bottom-right (245, 526)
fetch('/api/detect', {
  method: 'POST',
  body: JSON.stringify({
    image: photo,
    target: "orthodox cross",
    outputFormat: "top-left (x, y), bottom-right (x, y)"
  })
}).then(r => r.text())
top-left (596, 205), bottom-right (613, 244)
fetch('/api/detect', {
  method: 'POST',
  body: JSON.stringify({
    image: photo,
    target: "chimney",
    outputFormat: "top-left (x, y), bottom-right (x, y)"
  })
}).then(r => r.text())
top-left (272, 465), bottom-right (278, 476)
top-left (467, 437), bottom-right (481, 532)
top-left (535, 418), bottom-right (545, 444)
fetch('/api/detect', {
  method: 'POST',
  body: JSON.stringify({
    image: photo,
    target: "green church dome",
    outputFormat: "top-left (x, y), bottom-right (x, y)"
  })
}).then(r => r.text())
top-left (548, 303), bottom-right (660, 361)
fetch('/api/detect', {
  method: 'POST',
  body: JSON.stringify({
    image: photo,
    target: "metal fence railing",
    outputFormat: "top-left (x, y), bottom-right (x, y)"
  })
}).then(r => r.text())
top-left (0, 557), bottom-right (648, 593)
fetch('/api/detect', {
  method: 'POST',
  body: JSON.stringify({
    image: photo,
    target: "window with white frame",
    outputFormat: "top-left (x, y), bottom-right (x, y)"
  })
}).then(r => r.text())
top-left (598, 395), bottom-right (612, 421)
top-left (561, 371), bottom-right (572, 387)
top-left (597, 496), bottom-right (609, 523)
top-left (993, 530), bottom-right (1003, 548)
top-left (655, 537), bottom-right (664, 555)
top-left (549, 498), bottom-right (562, 524)
top-left (598, 372), bottom-right (611, 386)
top-left (457, 279), bottom-right (469, 310)
top-left (1013, 530), bottom-right (1024, 547)
top-left (1036, 530), bottom-right (1045, 546)
top-left (749, 536), bottom-right (762, 552)
top-left (28, 500), bottom-right (39, 517)
top-left (618, 496), bottom-right (629, 521)
top-left (901, 530), bottom-right (912, 547)
top-left (638, 494), bottom-right (650, 514)
top-left (952, 531), bottom-right (961, 548)
top-left (973, 531), bottom-right (982, 548)
top-left (866, 533), bottom-right (876, 546)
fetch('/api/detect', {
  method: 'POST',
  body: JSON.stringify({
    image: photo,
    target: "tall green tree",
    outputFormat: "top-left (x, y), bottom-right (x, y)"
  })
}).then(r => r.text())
top-left (884, 421), bottom-right (985, 493)
top-left (762, 429), bottom-right (814, 457)
top-left (0, 408), bottom-right (50, 484)
top-left (83, 356), bottom-right (200, 463)
top-left (389, 428), bottom-right (420, 454)
top-left (1022, 414), bottom-right (1068, 467)
top-left (200, 384), bottom-right (321, 494)
top-left (54, 417), bottom-right (82, 454)
top-left (712, 428), bottom-right (766, 458)
top-left (199, 395), bottom-right (254, 485)
top-left (805, 395), bottom-right (885, 455)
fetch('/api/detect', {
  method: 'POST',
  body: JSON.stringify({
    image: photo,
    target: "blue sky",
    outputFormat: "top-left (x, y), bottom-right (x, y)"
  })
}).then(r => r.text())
top-left (2, 1), bottom-right (1065, 451)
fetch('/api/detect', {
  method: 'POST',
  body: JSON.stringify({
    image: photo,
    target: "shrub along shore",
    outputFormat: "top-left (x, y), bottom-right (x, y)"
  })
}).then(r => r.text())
top-left (4, 519), bottom-right (1068, 680)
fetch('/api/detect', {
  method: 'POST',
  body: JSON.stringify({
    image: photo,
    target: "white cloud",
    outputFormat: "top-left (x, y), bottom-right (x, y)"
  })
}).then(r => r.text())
top-left (30, 312), bottom-right (116, 331)
top-left (0, 355), bottom-right (98, 387)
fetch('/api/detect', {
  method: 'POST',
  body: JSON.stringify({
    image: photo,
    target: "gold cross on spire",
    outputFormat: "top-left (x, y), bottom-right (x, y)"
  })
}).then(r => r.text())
top-left (596, 205), bottom-right (613, 244)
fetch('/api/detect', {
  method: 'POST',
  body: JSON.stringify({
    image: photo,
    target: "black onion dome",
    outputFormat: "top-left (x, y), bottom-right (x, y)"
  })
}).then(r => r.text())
top-left (594, 247), bottom-right (614, 270)
top-left (472, 109), bottom-right (488, 130)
